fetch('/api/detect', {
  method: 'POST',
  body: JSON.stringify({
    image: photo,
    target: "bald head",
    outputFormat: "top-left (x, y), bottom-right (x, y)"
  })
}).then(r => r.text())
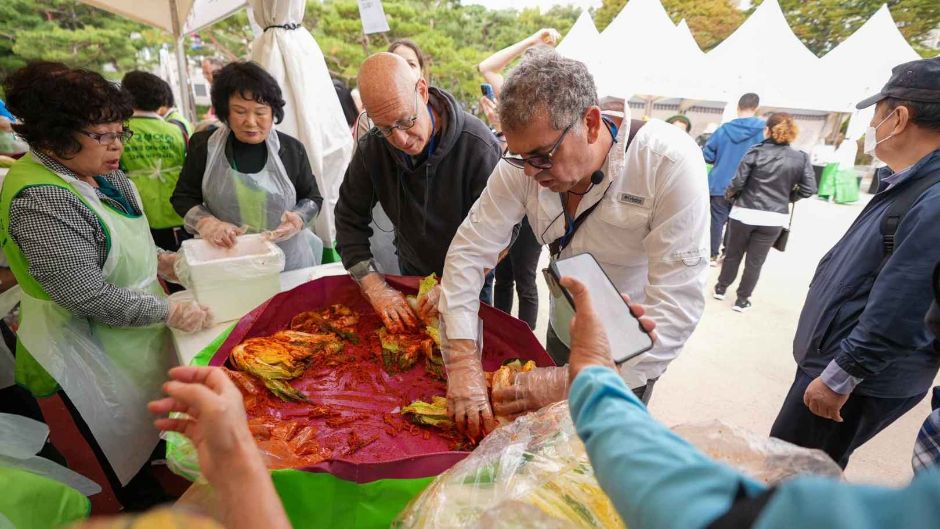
top-left (358, 53), bottom-right (420, 117)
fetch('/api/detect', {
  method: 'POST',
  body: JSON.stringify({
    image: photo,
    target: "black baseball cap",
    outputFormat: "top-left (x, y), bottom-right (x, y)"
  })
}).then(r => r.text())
top-left (856, 56), bottom-right (940, 109)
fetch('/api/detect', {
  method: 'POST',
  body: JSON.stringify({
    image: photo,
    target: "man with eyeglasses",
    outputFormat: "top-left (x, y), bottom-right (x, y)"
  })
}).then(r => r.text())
top-left (436, 51), bottom-right (709, 439)
top-left (335, 53), bottom-right (502, 333)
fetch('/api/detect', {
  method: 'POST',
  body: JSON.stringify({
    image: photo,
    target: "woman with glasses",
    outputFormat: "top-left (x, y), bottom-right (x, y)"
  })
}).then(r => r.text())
top-left (171, 61), bottom-right (323, 271)
top-left (0, 62), bottom-right (214, 509)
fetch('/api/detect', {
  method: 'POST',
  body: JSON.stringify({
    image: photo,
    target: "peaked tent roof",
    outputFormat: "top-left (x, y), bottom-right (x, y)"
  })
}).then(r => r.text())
top-left (675, 19), bottom-right (704, 56)
top-left (81, 0), bottom-right (246, 36)
top-left (597, 0), bottom-right (721, 100)
top-left (557, 10), bottom-right (602, 65)
top-left (819, 4), bottom-right (922, 113)
top-left (704, 0), bottom-right (824, 110)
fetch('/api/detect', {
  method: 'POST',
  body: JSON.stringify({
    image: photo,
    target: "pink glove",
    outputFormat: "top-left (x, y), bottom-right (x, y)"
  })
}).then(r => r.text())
top-left (195, 216), bottom-right (245, 249)
top-left (167, 300), bottom-right (214, 333)
top-left (264, 211), bottom-right (304, 243)
top-left (491, 366), bottom-right (569, 418)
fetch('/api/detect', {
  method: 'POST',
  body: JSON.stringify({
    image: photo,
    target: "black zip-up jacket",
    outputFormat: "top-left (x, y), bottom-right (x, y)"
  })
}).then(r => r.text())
top-left (725, 140), bottom-right (817, 214)
top-left (334, 87), bottom-right (502, 276)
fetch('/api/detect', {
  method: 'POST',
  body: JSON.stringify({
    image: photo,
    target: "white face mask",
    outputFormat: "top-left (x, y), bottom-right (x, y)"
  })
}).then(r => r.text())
top-left (863, 110), bottom-right (898, 155)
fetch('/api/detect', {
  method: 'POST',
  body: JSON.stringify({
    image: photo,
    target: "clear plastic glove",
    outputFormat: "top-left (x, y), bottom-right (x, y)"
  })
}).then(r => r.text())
top-left (443, 338), bottom-right (496, 440)
top-left (157, 252), bottom-right (180, 283)
top-left (167, 300), bottom-right (214, 333)
top-left (360, 273), bottom-right (418, 333)
top-left (195, 216), bottom-right (245, 249)
top-left (416, 284), bottom-right (441, 322)
top-left (491, 366), bottom-right (569, 418)
top-left (264, 211), bottom-right (304, 243)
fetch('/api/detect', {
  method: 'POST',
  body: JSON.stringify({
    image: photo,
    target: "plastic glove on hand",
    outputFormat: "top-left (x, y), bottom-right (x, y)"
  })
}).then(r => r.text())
top-left (264, 211), bottom-right (304, 243)
top-left (360, 273), bottom-right (418, 333)
top-left (416, 284), bottom-right (441, 321)
top-left (491, 366), bottom-right (569, 418)
top-left (444, 339), bottom-right (496, 441)
top-left (196, 216), bottom-right (245, 249)
top-left (167, 300), bottom-right (214, 333)
top-left (157, 252), bottom-right (180, 283)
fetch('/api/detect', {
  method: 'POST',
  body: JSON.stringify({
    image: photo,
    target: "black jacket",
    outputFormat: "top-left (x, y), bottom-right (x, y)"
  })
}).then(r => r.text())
top-left (334, 87), bottom-right (502, 276)
top-left (725, 141), bottom-right (816, 214)
top-left (171, 129), bottom-right (323, 218)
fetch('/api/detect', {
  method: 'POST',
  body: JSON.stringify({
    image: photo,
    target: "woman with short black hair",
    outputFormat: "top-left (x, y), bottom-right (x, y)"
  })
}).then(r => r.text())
top-left (172, 61), bottom-right (323, 270)
top-left (0, 61), bottom-right (213, 510)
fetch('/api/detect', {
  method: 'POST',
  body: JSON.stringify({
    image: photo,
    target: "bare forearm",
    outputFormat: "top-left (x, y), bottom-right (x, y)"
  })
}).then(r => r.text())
top-left (214, 457), bottom-right (290, 529)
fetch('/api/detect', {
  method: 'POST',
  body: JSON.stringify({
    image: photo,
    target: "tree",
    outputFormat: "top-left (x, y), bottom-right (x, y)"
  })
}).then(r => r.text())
top-left (775, 0), bottom-right (940, 58)
top-left (662, 0), bottom-right (745, 51)
top-left (592, 0), bottom-right (626, 32)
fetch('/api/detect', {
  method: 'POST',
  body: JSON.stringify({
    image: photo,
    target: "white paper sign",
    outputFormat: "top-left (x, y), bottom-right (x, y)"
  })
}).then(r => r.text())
top-left (358, 0), bottom-right (390, 35)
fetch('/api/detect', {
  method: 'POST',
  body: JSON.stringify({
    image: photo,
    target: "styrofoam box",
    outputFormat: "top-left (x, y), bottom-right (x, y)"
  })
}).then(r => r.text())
top-left (180, 234), bottom-right (284, 323)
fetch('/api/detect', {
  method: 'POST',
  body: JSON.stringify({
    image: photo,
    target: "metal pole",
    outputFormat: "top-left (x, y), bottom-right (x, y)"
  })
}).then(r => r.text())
top-left (168, 0), bottom-right (195, 123)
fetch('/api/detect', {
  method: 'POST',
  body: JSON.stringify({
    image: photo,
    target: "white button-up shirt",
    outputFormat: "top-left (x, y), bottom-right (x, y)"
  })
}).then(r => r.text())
top-left (440, 118), bottom-right (709, 387)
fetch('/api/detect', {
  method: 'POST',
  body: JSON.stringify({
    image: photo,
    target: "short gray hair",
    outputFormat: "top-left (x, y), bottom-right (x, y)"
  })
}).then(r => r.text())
top-left (498, 51), bottom-right (598, 133)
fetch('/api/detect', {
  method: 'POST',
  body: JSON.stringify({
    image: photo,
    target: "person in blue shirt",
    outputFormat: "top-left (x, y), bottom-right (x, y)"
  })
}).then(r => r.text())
top-left (563, 275), bottom-right (940, 529)
top-left (770, 56), bottom-right (940, 469)
top-left (703, 93), bottom-right (765, 264)
top-left (0, 99), bottom-right (15, 123)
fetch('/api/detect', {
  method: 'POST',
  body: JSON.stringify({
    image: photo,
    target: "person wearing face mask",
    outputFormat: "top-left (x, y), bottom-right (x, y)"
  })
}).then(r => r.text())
top-left (770, 56), bottom-right (940, 469)
top-left (334, 53), bottom-right (501, 333)
top-left (0, 62), bottom-right (214, 510)
top-left (171, 61), bottom-right (323, 271)
top-left (435, 50), bottom-right (709, 439)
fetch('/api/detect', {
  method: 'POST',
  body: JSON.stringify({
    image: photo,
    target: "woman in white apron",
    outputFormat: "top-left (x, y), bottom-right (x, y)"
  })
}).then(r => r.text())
top-left (1, 63), bottom-right (214, 510)
top-left (170, 61), bottom-right (323, 271)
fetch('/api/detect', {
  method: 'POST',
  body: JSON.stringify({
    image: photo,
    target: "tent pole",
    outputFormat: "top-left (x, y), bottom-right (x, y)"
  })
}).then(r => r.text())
top-left (168, 0), bottom-right (195, 123)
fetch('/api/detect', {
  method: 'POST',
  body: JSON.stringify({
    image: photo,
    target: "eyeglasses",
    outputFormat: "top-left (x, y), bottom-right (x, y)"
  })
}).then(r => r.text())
top-left (501, 122), bottom-right (574, 170)
top-left (363, 83), bottom-right (420, 138)
top-left (79, 129), bottom-right (134, 146)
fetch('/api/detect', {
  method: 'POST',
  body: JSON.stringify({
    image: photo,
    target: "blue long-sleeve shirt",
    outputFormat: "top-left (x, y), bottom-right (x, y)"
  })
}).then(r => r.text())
top-left (569, 365), bottom-right (940, 529)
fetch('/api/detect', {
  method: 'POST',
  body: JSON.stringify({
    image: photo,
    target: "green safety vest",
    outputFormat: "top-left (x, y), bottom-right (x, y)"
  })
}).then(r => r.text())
top-left (121, 116), bottom-right (186, 229)
top-left (164, 108), bottom-right (194, 139)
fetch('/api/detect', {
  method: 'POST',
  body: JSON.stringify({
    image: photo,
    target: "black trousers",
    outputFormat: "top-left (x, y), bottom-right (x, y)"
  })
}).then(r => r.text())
top-left (769, 368), bottom-right (925, 468)
top-left (710, 196), bottom-right (732, 258)
top-left (494, 219), bottom-right (541, 329)
top-left (149, 226), bottom-right (191, 252)
top-left (545, 325), bottom-right (657, 404)
top-left (717, 219), bottom-right (782, 300)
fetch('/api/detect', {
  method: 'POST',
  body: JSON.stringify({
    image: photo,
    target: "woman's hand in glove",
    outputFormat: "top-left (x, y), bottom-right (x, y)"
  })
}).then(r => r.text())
top-left (360, 273), bottom-right (418, 333)
top-left (264, 211), bottom-right (304, 243)
top-left (196, 216), bottom-right (245, 248)
top-left (416, 284), bottom-right (441, 322)
top-left (157, 252), bottom-right (179, 283)
top-left (491, 366), bottom-right (569, 418)
top-left (443, 339), bottom-right (497, 441)
top-left (167, 300), bottom-right (214, 333)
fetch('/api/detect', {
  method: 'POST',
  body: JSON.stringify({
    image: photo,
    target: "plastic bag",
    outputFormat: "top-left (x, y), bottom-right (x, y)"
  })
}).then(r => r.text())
top-left (672, 420), bottom-right (843, 484)
top-left (393, 402), bottom-right (625, 529)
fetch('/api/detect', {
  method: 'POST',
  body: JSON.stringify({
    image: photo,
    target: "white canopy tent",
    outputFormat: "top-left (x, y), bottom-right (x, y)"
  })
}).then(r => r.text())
top-left (703, 0), bottom-right (824, 111)
top-left (81, 0), bottom-right (247, 120)
top-left (248, 0), bottom-right (355, 249)
top-left (556, 11), bottom-right (602, 72)
top-left (675, 19), bottom-right (704, 57)
top-left (819, 4), bottom-right (922, 139)
top-left (596, 0), bottom-right (724, 101)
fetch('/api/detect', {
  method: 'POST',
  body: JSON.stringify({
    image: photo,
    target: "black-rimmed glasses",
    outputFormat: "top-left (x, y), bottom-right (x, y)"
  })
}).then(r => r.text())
top-left (361, 83), bottom-right (421, 138)
top-left (501, 122), bottom-right (574, 170)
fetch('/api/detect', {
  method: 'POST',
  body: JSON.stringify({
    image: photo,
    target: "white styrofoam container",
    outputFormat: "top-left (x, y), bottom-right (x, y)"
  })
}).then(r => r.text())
top-left (179, 234), bottom-right (285, 323)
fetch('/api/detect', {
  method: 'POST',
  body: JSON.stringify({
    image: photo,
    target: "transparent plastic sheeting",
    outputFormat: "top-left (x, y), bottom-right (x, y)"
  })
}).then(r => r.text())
top-left (673, 420), bottom-right (843, 484)
top-left (393, 402), bottom-right (626, 529)
top-left (0, 413), bottom-right (101, 496)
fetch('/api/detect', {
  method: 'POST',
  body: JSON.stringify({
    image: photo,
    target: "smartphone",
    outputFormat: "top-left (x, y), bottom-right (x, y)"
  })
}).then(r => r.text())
top-left (480, 83), bottom-right (495, 101)
top-left (545, 253), bottom-right (654, 364)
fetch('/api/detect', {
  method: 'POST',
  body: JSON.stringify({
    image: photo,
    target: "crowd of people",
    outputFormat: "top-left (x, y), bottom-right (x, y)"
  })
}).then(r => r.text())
top-left (0, 24), bottom-right (939, 529)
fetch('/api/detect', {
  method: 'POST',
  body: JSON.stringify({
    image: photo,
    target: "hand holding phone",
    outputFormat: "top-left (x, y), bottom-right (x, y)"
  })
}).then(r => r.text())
top-left (480, 83), bottom-right (496, 101)
top-left (545, 253), bottom-right (654, 365)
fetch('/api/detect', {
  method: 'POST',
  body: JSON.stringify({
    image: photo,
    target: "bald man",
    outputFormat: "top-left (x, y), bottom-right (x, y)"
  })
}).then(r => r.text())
top-left (335, 53), bottom-right (502, 332)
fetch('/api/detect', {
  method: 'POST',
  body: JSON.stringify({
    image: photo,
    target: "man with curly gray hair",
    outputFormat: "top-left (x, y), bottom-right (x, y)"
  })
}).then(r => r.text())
top-left (435, 51), bottom-right (710, 438)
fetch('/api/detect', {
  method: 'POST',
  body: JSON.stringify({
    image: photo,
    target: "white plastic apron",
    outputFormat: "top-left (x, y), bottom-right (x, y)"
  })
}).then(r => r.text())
top-left (16, 176), bottom-right (173, 485)
top-left (203, 125), bottom-right (316, 271)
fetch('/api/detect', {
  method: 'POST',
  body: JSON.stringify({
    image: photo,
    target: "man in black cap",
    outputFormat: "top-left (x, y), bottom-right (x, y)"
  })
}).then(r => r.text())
top-left (769, 57), bottom-right (940, 468)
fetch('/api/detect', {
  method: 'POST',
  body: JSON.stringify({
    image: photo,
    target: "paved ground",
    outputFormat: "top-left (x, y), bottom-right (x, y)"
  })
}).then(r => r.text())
top-left (518, 191), bottom-right (937, 486)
